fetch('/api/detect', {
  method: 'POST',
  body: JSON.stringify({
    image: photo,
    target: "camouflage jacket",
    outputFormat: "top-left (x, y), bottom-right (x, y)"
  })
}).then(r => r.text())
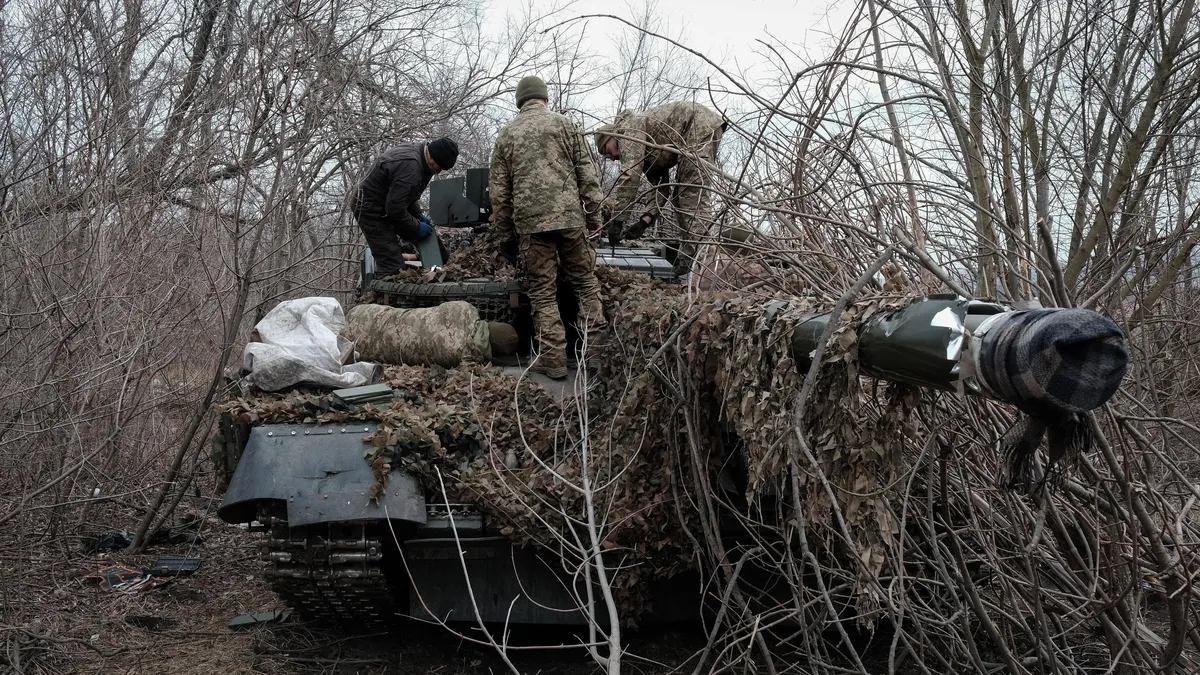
top-left (607, 101), bottom-right (725, 220)
top-left (489, 101), bottom-right (604, 238)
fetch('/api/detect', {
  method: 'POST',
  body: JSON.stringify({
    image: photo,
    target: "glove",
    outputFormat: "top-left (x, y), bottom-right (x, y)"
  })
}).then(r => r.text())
top-left (416, 215), bottom-right (434, 240)
top-left (626, 212), bottom-right (655, 239)
top-left (499, 239), bottom-right (519, 266)
top-left (605, 220), bottom-right (623, 247)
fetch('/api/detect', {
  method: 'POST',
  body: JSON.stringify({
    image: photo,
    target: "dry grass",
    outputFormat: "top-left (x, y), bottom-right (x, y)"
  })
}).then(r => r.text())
top-left (2, 500), bottom-right (280, 674)
top-left (0, 493), bottom-right (708, 674)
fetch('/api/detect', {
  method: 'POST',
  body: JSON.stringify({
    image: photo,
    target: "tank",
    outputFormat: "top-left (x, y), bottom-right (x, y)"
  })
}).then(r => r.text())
top-left (214, 171), bottom-right (690, 628)
top-left (213, 173), bottom-right (1130, 629)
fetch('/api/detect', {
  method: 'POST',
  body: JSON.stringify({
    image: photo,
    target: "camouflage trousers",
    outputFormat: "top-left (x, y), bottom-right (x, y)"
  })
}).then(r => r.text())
top-left (638, 127), bottom-right (723, 276)
top-left (519, 227), bottom-right (606, 368)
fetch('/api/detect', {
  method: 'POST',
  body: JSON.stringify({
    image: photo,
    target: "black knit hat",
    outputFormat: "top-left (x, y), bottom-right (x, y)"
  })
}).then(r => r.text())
top-left (427, 137), bottom-right (458, 171)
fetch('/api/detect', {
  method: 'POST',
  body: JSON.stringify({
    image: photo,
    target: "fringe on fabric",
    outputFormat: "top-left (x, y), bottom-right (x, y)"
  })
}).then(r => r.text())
top-left (976, 308), bottom-right (1127, 492)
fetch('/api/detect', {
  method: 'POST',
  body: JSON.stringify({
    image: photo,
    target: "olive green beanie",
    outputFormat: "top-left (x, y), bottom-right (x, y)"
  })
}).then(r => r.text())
top-left (515, 76), bottom-right (548, 107)
top-left (594, 110), bottom-right (634, 154)
top-left (594, 123), bottom-right (617, 154)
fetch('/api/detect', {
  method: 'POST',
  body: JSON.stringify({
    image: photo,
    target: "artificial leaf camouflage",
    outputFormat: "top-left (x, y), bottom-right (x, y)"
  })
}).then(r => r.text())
top-left (221, 267), bottom-right (924, 624)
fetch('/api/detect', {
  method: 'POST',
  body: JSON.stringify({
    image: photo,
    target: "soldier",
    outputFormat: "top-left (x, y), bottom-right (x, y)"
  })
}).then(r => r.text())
top-left (594, 102), bottom-right (727, 276)
top-left (489, 76), bottom-right (607, 380)
top-left (350, 138), bottom-right (459, 277)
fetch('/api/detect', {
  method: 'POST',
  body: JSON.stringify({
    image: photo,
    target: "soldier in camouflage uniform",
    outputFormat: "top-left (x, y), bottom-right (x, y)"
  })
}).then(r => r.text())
top-left (594, 102), bottom-right (727, 276)
top-left (490, 76), bottom-right (607, 380)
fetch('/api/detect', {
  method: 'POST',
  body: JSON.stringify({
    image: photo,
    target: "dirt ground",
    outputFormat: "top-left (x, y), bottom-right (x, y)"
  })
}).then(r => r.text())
top-left (0, 497), bottom-right (707, 675)
top-left (6, 495), bottom-right (1180, 674)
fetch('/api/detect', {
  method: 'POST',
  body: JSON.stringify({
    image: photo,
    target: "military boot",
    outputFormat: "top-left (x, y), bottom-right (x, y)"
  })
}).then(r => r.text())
top-left (531, 358), bottom-right (568, 380)
top-left (583, 328), bottom-right (607, 354)
top-left (670, 237), bottom-right (698, 278)
top-left (531, 335), bottom-right (568, 380)
top-left (579, 336), bottom-right (605, 382)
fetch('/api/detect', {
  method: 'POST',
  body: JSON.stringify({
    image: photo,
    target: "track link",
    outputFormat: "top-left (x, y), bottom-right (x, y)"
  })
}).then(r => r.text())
top-left (257, 509), bottom-right (397, 627)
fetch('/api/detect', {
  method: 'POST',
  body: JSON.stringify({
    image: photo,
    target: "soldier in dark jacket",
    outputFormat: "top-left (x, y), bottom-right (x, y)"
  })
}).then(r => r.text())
top-left (490, 76), bottom-right (606, 379)
top-left (350, 138), bottom-right (459, 277)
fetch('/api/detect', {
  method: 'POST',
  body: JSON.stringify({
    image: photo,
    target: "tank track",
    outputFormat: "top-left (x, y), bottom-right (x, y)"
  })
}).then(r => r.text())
top-left (257, 509), bottom-right (397, 627)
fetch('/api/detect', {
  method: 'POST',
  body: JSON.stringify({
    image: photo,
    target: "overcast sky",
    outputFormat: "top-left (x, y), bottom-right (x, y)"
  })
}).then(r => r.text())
top-left (550, 0), bottom-right (855, 80)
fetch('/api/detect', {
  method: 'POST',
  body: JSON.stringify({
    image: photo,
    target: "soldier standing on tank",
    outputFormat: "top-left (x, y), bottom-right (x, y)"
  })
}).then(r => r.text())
top-left (350, 138), bottom-right (459, 277)
top-left (489, 76), bottom-right (607, 380)
top-left (594, 102), bottom-right (727, 276)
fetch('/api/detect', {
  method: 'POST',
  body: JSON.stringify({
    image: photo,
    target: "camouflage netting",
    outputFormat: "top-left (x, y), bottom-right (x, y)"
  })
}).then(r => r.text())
top-left (685, 292), bottom-right (919, 619)
top-left (222, 267), bottom-right (697, 620)
top-left (221, 264), bottom-right (927, 623)
top-left (218, 360), bottom-right (692, 619)
top-left (592, 271), bottom-right (929, 622)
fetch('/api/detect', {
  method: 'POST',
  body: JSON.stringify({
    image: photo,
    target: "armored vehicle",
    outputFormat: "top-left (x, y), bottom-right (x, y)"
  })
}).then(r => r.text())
top-left (217, 170), bottom-right (690, 627)
top-left (214, 171), bottom-right (1130, 629)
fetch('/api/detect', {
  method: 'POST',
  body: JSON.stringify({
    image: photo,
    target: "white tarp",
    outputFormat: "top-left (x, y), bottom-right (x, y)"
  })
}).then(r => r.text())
top-left (241, 297), bottom-right (378, 392)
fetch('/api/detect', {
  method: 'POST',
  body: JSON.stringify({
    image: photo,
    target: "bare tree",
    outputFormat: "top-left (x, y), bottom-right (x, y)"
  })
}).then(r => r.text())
top-left (0, 0), bottom-right (570, 545)
top-left (604, 0), bottom-right (704, 116)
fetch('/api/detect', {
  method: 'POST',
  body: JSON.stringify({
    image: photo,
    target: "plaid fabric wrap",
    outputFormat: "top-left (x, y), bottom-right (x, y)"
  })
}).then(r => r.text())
top-left (977, 309), bottom-right (1128, 490)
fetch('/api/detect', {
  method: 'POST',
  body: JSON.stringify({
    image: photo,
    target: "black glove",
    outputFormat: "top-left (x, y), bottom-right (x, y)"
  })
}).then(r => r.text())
top-left (605, 220), bottom-right (623, 247)
top-left (626, 212), bottom-right (655, 240)
top-left (499, 239), bottom-right (519, 266)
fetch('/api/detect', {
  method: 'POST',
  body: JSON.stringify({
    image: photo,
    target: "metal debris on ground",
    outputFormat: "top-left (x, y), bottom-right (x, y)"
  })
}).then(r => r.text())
top-left (86, 565), bottom-right (171, 593)
top-left (147, 556), bottom-right (202, 578)
top-left (80, 531), bottom-right (135, 554)
top-left (80, 526), bottom-right (202, 555)
top-left (228, 610), bottom-right (294, 631)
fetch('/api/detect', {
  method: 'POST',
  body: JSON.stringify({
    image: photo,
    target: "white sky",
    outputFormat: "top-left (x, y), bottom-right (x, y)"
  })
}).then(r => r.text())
top-left (550, 0), bottom-right (856, 79)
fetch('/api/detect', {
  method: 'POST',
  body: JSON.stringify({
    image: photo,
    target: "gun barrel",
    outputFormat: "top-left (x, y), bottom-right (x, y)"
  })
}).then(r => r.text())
top-left (790, 297), bottom-right (1128, 411)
